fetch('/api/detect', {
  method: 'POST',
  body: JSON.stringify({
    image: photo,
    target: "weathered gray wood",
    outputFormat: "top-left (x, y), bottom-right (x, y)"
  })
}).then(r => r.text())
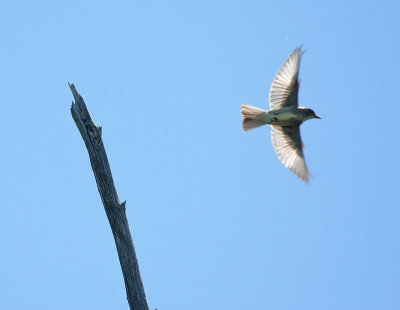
top-left (69, 83), bottom-right (150, 310)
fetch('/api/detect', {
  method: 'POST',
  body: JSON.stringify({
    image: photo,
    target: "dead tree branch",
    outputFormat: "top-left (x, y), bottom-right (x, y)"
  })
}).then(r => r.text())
top-left (69, 82), bottom-right (150, 310)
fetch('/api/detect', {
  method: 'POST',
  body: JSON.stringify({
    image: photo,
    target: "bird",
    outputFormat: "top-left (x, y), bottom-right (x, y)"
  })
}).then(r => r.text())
top-left (241, 47), bottom-right (320, 182)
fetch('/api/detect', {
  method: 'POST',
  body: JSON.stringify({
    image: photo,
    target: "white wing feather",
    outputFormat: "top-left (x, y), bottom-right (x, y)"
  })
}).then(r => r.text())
top-left (269, 47), bottom-right (302, 110)
top-left (271, 125), bottom-right (309, 182)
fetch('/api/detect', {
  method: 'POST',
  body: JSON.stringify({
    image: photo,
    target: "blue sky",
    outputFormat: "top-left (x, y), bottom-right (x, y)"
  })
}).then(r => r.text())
top-left (1, 0), bottom-right (400, 309)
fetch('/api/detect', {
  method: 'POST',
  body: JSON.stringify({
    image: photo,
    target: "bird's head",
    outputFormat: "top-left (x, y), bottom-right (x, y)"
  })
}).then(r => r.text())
top-left (305, 108), bottom-right (321, 120)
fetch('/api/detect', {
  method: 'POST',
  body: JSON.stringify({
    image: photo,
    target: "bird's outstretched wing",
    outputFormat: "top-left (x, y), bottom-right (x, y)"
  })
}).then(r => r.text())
top-left (271, 125), bottom-right (309, 182)
top-left (269, 47), bottom-right (302, 110)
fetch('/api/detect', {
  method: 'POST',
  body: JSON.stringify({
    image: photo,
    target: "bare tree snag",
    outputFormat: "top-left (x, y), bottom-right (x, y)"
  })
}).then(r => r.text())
top-left (69, 82), bottom-right (150, 310)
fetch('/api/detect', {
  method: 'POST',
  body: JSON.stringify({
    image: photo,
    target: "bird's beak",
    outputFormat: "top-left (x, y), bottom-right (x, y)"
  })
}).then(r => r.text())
top-left (315, 115), bottom-right (321, 119)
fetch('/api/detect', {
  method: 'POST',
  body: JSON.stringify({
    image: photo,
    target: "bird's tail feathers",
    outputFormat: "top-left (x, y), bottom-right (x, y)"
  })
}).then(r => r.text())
top-left (241, 104), bottom-right (268, 131)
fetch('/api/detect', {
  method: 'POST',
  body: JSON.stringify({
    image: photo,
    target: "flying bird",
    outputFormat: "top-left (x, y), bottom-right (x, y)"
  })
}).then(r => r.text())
top-left (241, 47), bottom-right (320, 182)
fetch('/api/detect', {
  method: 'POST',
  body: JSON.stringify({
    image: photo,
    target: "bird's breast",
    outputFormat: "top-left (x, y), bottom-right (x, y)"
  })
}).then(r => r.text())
top-left (268, 109), bottom-right (303, 126)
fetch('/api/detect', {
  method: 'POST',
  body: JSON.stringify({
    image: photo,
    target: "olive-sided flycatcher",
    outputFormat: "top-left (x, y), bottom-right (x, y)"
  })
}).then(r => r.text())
top-left (241, 47), bottom-right (320, 182)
